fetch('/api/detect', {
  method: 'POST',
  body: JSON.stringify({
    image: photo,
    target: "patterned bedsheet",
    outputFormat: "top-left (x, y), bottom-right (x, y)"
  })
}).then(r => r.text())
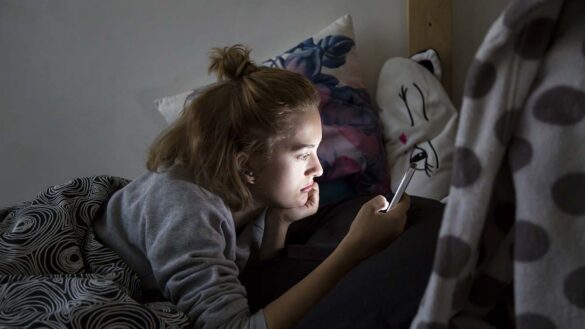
top-left (0, 176), bottom-right (190, 328)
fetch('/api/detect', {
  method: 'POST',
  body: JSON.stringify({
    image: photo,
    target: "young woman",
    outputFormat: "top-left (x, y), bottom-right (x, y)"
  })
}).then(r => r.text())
top-left (94, 44), bottom-right (410, 329)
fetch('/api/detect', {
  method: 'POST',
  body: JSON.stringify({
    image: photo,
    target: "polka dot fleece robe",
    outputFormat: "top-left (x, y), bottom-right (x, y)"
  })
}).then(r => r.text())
top-left (411, 0), bottom-right (585, 328)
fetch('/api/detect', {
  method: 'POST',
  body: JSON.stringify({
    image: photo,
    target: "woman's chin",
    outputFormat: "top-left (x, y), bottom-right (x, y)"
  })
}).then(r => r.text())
top-left (284, 195), bottom-right (308, 209)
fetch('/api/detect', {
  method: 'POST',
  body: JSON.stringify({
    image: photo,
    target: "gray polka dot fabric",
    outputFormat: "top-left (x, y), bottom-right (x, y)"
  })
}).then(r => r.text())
top-left (410, 0), bottom-right (585, 327)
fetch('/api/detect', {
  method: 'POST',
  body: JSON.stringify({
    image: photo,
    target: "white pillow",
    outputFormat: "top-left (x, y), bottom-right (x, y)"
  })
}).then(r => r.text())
top-left (410, 48), bottom-right (442, 81)
top-left (376, 57), bottom-right (458, 201)
top-left (154, 89), bottom-right (193, 124)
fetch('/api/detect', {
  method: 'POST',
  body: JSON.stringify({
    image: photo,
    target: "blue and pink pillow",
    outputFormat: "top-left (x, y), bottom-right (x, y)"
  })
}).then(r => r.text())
top-left (263, 18), bottom-right (389, 203)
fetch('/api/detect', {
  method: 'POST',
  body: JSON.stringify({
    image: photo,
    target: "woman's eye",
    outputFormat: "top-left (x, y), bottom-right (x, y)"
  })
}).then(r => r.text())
top-left (298, 153), bottom-right (310, 160)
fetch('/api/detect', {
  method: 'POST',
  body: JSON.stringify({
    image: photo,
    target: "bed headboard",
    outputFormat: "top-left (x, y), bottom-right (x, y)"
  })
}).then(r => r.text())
top-left (407, 0), bottom-right (452, 98)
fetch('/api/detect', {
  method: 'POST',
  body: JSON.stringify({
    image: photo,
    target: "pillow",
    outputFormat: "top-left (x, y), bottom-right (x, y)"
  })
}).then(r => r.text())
top-left (410, 48), bottom-right (442, 80)
top-left (155, 89), bottom-right (199, 124)
top-left (376, 56), bottom-right (458, 202)
top-left (155, 15), bottom-right (390, 205)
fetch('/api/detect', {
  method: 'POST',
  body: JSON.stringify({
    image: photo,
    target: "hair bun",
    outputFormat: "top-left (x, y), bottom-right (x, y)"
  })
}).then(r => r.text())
top-left (208, 44), bottom-right (258, 80)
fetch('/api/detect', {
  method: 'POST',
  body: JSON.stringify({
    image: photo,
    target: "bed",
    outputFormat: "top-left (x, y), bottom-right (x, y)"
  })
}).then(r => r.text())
top-left (2, 0), bottom-right (583, 327)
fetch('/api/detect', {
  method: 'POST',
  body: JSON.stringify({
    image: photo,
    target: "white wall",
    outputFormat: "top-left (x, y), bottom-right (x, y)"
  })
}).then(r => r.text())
top-left (0, 0), bottom-right (508, 207)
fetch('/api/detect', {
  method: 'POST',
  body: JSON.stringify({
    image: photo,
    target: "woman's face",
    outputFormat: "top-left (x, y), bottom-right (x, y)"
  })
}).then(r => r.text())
top-left (249, 109), bottom-right (323, 208)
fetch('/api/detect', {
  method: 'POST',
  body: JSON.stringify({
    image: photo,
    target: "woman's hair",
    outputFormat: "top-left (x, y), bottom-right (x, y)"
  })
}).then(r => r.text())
top-left (147, 44), bottom-right (320, 210)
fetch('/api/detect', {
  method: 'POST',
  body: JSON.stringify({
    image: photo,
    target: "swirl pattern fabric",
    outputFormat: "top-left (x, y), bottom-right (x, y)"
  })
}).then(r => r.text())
top-left (0, 176), bottom-right (190, 328)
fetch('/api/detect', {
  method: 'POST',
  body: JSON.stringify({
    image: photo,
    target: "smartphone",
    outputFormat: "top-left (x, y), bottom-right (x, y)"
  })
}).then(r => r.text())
top-left (382, 163), bottom-right (416, 213)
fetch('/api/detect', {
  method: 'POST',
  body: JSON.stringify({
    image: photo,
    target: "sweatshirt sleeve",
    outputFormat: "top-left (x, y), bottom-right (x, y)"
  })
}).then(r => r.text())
top-left (142, 182), bottom-right (266, 329)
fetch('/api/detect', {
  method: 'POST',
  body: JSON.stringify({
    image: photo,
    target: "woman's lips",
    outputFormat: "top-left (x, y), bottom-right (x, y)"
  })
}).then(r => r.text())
top-left (301, 183), bottom-right (314, 192)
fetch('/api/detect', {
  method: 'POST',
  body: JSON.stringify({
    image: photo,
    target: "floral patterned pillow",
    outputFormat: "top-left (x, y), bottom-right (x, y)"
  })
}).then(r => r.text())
top-left (263, 15), bottom-right (390, 204)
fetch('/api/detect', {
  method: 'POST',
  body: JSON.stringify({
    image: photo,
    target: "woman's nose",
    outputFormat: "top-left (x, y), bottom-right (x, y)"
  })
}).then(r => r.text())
top-left (309, 155), bottom-right (324, 177)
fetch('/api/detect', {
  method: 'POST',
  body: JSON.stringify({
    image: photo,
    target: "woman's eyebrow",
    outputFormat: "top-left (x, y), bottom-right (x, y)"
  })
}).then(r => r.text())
top-left (291, 143), bottom-right (316, 151)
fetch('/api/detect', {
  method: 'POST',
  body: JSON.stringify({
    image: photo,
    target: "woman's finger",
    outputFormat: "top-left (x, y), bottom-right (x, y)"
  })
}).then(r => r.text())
top-left (365, 195), bottom-right (388, 212)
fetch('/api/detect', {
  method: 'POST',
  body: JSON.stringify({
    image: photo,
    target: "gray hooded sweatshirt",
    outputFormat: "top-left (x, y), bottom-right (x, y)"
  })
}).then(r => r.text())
top-left (94, 165), bottom-right (266, 329)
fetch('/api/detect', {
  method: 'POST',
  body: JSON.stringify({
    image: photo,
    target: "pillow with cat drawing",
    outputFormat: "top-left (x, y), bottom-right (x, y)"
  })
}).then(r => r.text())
top-left (376, 56), bottom-right (457, 202)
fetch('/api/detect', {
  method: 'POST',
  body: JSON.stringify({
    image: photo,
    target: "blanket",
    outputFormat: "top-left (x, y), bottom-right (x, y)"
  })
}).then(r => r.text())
top-left (411, 0), bottom-right (585, 328)
top-left (0, 176), bottom-right (190, 328)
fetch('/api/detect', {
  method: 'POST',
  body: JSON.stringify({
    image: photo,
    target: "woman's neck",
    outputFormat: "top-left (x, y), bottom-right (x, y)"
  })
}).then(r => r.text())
top-left (231, 204), bottom-right (264, 229)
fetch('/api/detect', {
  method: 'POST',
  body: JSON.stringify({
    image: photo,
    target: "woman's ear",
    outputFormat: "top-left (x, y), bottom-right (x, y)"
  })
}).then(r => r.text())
top-left (236, 152), bottom-right (255, 184)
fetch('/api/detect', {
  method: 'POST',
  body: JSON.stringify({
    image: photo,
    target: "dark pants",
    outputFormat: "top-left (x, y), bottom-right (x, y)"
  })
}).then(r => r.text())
top-left (239, 194), bottom-right (444, 329)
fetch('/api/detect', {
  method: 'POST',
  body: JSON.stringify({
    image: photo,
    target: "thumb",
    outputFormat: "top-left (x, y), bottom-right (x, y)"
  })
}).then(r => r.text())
top-left (366, 195), bottom-right (389, 212)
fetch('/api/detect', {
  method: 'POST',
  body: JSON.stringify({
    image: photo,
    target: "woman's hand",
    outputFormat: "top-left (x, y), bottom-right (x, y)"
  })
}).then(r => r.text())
top-left (260, 183), bottom-right (319, 260)
top-left (268, 182), bottom-right (320, 225)
top-left (339, 194), bottom-right (410, 262)
top-left (262, 193), bottom-right (408, 329)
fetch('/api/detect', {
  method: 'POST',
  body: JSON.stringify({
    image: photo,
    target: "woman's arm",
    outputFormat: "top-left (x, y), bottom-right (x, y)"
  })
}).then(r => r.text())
top-left (259, 183), bottom-right (320, 260)
top-left (263, 237), bottom-right (360, 329)
top-left (262, 194), bottom-right (410, 329)
top-left (259, 211), bottom-right (290, 260)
